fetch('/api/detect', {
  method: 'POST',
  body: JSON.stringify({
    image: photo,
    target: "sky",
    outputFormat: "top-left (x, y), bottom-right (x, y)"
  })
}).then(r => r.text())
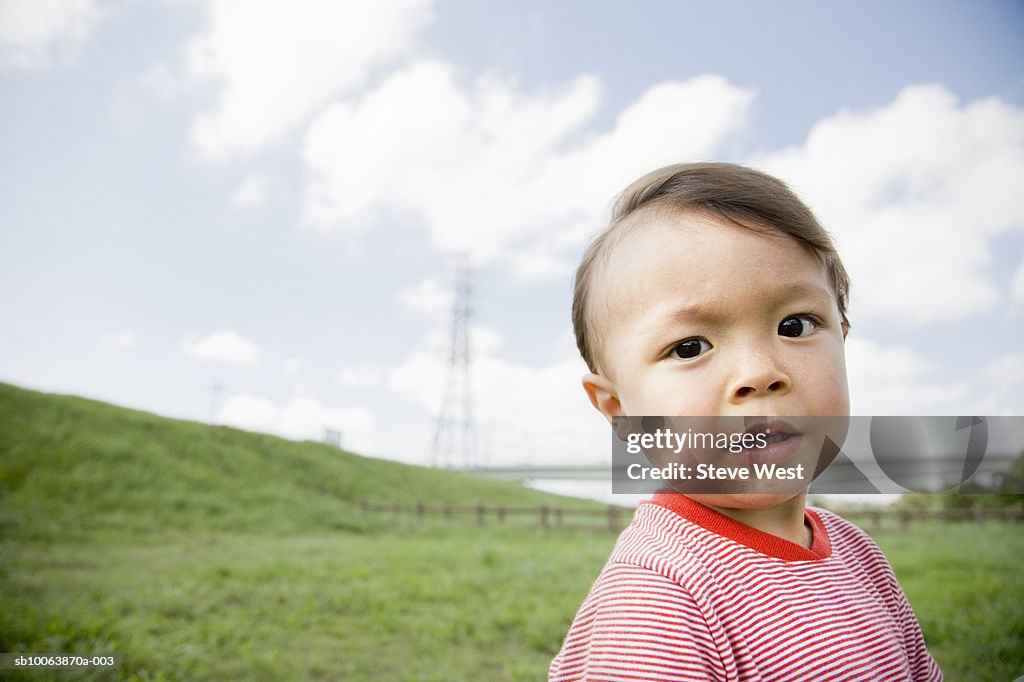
top-left (1, 0), bottom-right (1023, 492)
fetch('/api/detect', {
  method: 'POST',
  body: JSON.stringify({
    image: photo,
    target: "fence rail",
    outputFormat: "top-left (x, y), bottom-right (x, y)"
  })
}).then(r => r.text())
top-left (838, 506), bottom-right (1023, 532)
top-left (360, 501), bottom-right (628, 533)
top-left (360, 501), bottom-right (1023, 534)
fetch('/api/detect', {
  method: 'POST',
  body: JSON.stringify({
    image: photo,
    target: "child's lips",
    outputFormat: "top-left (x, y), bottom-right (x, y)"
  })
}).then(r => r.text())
top-left (743, 418), bottom-right (801, 439)
top-left (731, 432), bottom-right (804, 465)
top-left (733, 418), bottom-right (804, 465)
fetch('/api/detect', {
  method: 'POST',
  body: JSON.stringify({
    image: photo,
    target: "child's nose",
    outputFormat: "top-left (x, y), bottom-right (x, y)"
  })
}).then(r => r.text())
top-left (727, 350), bottom-right (791, 402)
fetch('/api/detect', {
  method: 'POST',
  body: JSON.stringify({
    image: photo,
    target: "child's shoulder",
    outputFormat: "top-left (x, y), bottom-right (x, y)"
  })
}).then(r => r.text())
top-left (808, 506), bottom-right (901, 577)
top-left (808, 506), bottom-right (879, 547)
top-left (602, 500), bottom-right (718, 583)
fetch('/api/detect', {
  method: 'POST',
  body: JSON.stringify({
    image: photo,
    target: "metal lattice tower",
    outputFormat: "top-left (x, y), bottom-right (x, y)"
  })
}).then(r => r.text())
top-left (431, 262), bottom-right (478, 469)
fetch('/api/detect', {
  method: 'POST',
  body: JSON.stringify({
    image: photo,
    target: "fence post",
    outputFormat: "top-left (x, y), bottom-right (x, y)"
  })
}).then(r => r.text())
top-left (898, 508), bottom-right (909, 532)
top-left (477, 504), bottom-right (485, 526)
top-left (607, 506), bottom-right (621, 534)
top-left (444, 503), bottom-right (452, 521)
top-left (498, 506), bottom-right (506, 524)
top-left (416, 502), bottom-right (424, 520)
top-left (540, 505), bottom-right (549, 529)
top-left (555, 508), bottom-right (563, 527)
top-left (871, 509), bottom-right (881, 533)
top-left (973, 504), bottom-right (985, 526)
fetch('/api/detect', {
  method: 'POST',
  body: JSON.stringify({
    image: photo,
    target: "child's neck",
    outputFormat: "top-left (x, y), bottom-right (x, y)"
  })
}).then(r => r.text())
top-left (704, 493), bottom-right (811, 548)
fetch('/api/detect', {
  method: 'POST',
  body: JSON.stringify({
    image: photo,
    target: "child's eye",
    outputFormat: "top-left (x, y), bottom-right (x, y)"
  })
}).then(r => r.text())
top-left (671, 337), bottom-right (712, 359)
top-left (778, 314), bottom-right (819, 338)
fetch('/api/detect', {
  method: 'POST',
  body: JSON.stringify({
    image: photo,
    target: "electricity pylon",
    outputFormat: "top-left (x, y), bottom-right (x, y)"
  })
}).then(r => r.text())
top-left (431, 261), bottom-right (478, 469)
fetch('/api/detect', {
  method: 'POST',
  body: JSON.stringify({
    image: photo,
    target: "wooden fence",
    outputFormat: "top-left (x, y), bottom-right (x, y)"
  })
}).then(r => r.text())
top-left (837, 506), bottom-right (1023, 533)
top-left (360, 501), bottom-right (1023, 534)
top-left (360, 501), bottom-right (628, 533)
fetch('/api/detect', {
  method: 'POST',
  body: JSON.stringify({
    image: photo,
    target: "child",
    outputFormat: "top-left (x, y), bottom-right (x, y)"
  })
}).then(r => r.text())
top-left (549, 163), bottom-right (942, 681)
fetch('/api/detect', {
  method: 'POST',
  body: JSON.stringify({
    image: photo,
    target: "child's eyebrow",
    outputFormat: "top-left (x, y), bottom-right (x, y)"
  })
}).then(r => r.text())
top-left (645, 281), bottom-right (834, 332)
top-left (770, 281), bottom-right (835, 305)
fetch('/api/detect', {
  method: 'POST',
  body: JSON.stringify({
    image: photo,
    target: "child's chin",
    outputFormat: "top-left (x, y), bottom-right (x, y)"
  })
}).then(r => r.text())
top-left (682, 492), bottom-right (804, 510)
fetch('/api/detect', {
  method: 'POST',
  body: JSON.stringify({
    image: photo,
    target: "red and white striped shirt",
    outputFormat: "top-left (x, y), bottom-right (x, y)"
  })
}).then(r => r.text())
top-left (550, 493), bottom-right (942, 681)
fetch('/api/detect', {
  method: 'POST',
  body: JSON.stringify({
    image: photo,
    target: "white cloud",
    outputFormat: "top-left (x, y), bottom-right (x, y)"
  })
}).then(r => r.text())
top-left (282, 357), bottom-right (301, 378)
top-left (182, 0), bottom-right (432, 161)
top-left (101, 331), bottom-right (137, 349)
top-left (230, 174), bottom-right (272, 207)
top-left (420, 323), bottom-right (503, 356)
top-left (0, 0), bottom-right (101, 69)
top-left (844, 335), bottom-right (967, 415)
top-left (182, 330), bottom-right (262, 367)
top-left (397, 275), bottom-right (453, 318)
top-left (303, 65), bottom-right (754, 281)
top-left (470, 326), bottom-right (504, 355)
top-left (216, 393), bottom-right (375, 444)
top-left (975, 353), bottom-right (1024, 416)
top-left (753, 85), bottom-right (1024, 325)
top-left (1011, 258), bottom-right (1024, 303)
top-left (137, 63), bottom-right (181, 101)
top-left (335, 365), bottom-right (385, 387)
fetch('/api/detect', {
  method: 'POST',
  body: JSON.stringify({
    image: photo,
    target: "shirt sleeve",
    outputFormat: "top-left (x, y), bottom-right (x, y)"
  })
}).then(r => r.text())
top-left (892, 582), bottom-right (944, 681)
top-left (549, 563), bottom-right (730, 682)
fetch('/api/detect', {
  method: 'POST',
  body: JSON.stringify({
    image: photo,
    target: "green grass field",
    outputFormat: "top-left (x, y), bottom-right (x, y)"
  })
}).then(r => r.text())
top-left (1, 382), bottom-right (1022, 680)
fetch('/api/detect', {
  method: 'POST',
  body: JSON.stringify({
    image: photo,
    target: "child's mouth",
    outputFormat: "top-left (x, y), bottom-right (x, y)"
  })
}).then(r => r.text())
top-left (764, 431), bottom-right (795, 445)
top-left (731, 419), bottom-right (804, 465)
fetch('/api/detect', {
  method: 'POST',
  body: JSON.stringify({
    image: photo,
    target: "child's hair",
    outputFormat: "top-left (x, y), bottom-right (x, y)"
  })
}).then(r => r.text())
top-left (572, 162), bottom-right (850, 374)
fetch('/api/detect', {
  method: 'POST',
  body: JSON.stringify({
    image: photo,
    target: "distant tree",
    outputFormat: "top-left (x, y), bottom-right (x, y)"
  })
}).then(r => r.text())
top-left (896, 449), bottom-right (1024, 509)
top-left (991, 448), bottom-right (1024, 508)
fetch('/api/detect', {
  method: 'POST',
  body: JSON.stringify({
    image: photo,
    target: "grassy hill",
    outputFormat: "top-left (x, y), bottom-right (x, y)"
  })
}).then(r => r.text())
top-left (0, 382), bottom-right (613, 681)
top-left (0, 381), bottom-right (600, 541)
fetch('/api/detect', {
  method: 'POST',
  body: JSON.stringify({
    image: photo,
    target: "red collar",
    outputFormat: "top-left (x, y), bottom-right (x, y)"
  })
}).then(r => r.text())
top-left (646, 491), bottom-right (832, 561)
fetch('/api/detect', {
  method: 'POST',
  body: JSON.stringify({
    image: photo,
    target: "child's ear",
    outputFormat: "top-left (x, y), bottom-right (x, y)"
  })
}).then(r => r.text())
top-left (582, 373), bottom-right (623, 422)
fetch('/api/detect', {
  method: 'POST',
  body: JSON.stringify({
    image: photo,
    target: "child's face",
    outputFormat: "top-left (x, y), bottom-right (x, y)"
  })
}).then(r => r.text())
top-left (584, 208), bottom-right (850, 507)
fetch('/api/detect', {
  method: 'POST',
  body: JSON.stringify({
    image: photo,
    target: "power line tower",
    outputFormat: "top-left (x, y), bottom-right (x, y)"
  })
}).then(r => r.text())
top-left (209, 383), bottom-right (222, 424)
top-left (431, 261), bottom-right (478, 469)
